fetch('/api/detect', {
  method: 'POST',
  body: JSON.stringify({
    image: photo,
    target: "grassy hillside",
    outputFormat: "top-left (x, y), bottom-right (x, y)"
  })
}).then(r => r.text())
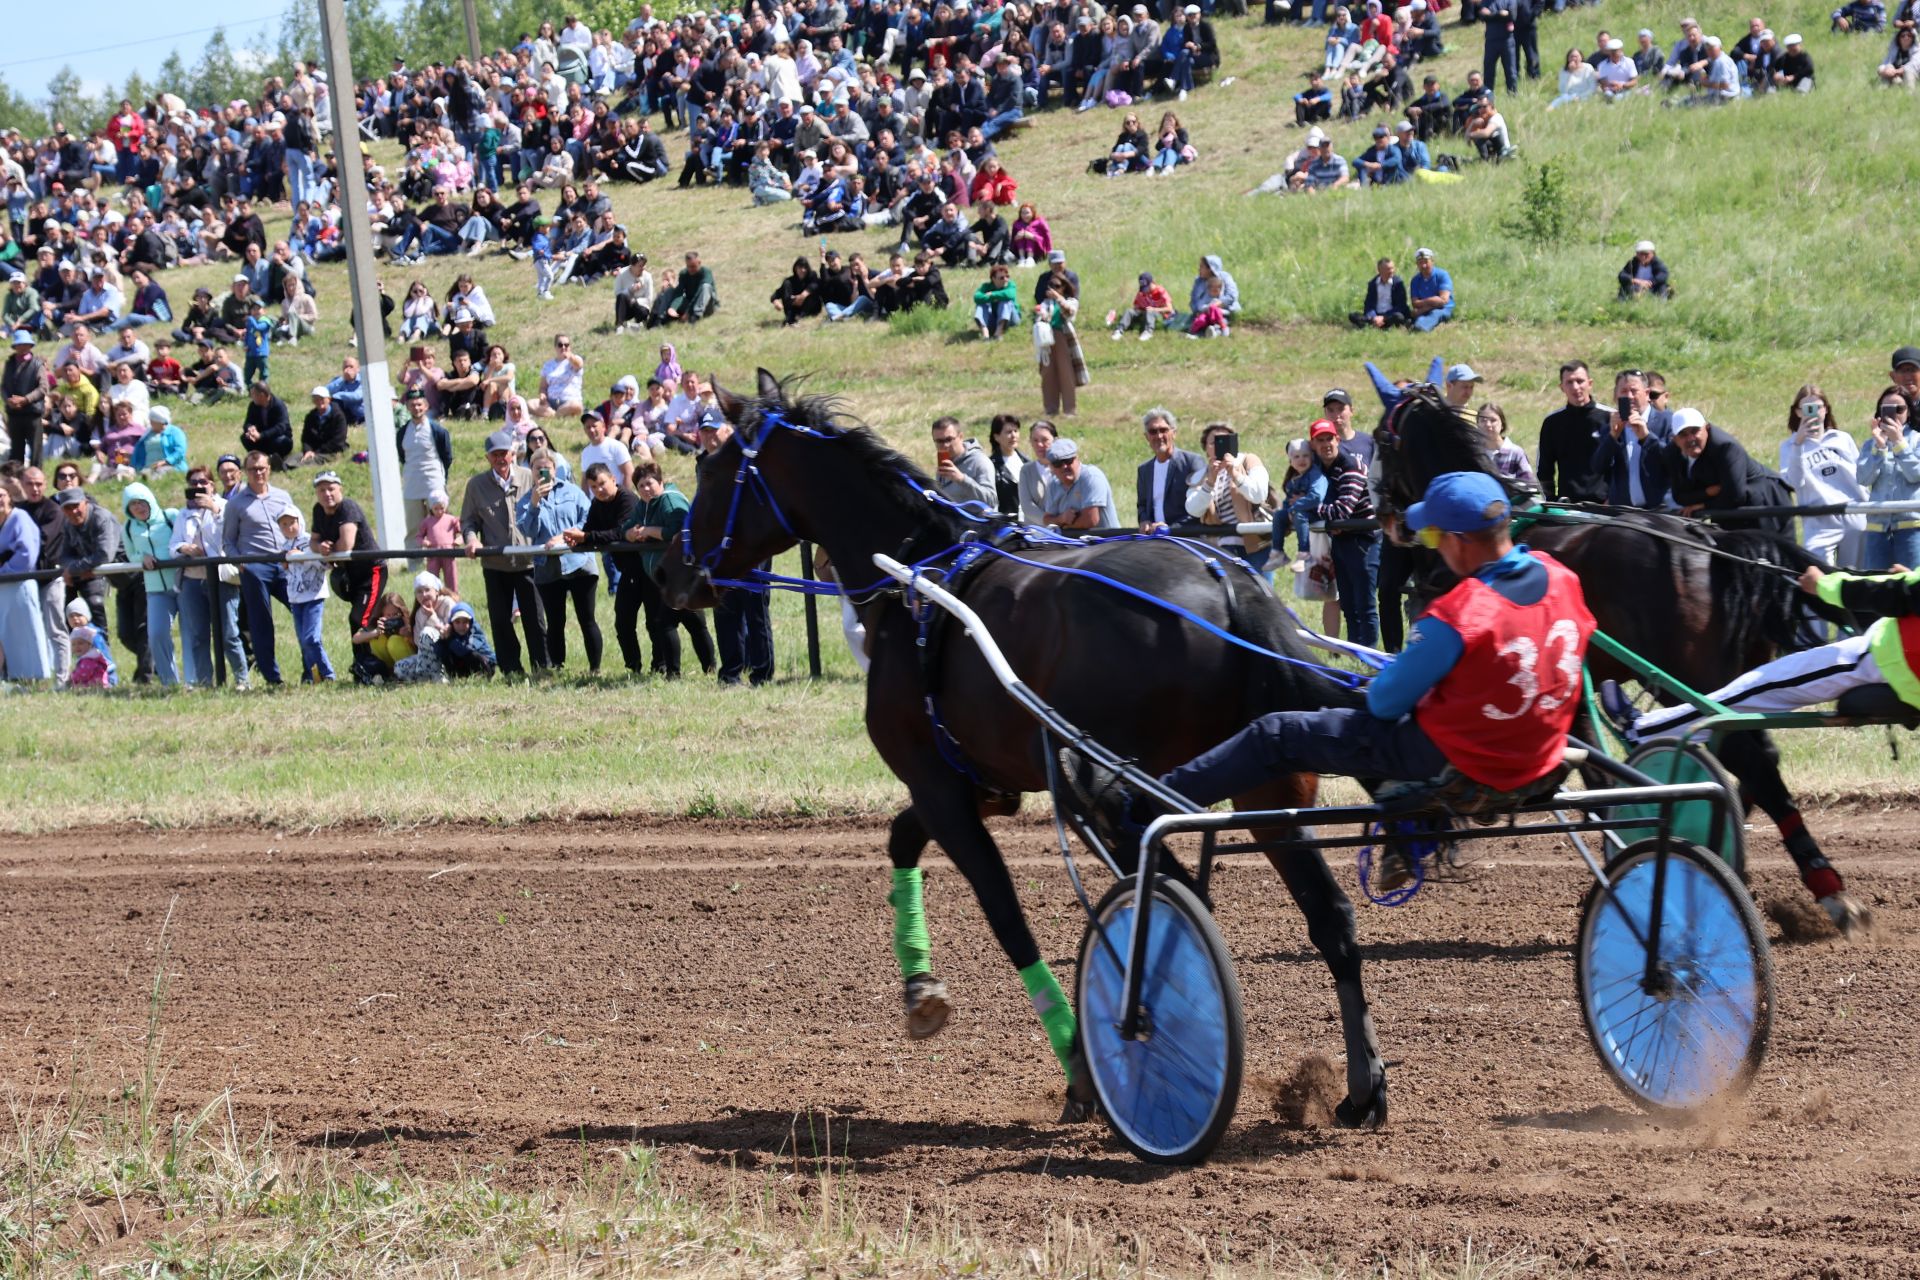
top-left (4, 2), bottom-right (1918, 829)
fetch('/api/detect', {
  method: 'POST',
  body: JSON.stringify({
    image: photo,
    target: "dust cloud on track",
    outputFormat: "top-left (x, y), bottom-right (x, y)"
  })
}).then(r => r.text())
top-left (4, 813), bottom-right (1917, 1275)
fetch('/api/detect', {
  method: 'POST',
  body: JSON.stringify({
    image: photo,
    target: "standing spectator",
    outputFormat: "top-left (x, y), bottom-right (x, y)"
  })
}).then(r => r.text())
top-left (1349, 257), bottom-right (1410, 329)
top-left (276, 509), bottom-right (336, 684)
top-left (1859, 386), bottom-right (1920, 569)
top-left (1664, 409), bottom-right (1795, 533)
top-left (930, 416), bottom-right (996, 508)
top-left (1592, 370), bottom-right (1671, 507)
top-left (169, 466), bottom-right (247, 688)
top-left (1537, 360), bottom-right (1611, 503)
top-left (1136, 408), bottom-right (1206, 531)
top-left (221, 452), bottom-right (296, 685)
top-left (461, 428), bottom-right (548, 677)
top-left (1779, 385), bottom-right (1866, 566)
top-left (695, 415), bottom-right (772, 686)
top-left (1478, 404), bottom-right (1540, 490)
top-left (1618, 240), bottom-right (1672, 300)
top-left (0, 482), bottom-right (52, 682)
top-left (395, 388), bottom-right (453, 546)
top-left (1311, 419), bottom-right (1379, 648)
top-left (1185, 421), bottom-right (1272, 571)
top-left (1040, 437), bottom-right (1121, 529)
top-left (4, 331), bottom-right (48, 465)
top-left (1407, 248), bottom-right (1454, 332)
top-left (1321, 387), bottom-right (1373, 471)
top-left (517, 449), bottom-right (603, 674)
top-left (120, 482), bottom-right (181, 687)
top-left (242, 298), bottom-right (273, 386)
top-left (986, 414), bottom-right (1032, 521)
top-left (57, 486), bottom-right (121, 662)
top-left (1019, 420), bottom-right (1058, 524)
top-left (1478, 0), bottom-right (1519, 93)
top-left (1033, 251), bottom-right (1087, 418)
top-left (310, 471), bottom-right (387, 679)
top-left (415, 491), bottom-right (464, 592)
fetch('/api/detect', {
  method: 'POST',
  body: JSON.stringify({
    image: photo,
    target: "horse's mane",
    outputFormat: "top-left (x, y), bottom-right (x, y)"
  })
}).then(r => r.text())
top-left (1374, 385), bottom-right (1494, 515)
top-left (725, 371), bottom-right (968, 544)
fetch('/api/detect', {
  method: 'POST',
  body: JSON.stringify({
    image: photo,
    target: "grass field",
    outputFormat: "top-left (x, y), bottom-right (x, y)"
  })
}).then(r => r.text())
top-left (4, 2), bottom-right (1919, 834)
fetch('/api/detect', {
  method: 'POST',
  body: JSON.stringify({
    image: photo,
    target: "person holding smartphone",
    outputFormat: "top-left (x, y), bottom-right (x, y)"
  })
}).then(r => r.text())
top-left (1859, 388), bottom-right (1920, 570)
top-left (1778, 384), bottom-right (1865, 566)
top-left (1185, 421), bottom-right (1272, 573)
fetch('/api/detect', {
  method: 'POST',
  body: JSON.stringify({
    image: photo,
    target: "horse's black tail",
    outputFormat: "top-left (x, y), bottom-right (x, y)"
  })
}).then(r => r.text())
top-left (1223, 571), bottom-right (1366, 718)
top-left (1709, 529), bottom-right (1852, 656)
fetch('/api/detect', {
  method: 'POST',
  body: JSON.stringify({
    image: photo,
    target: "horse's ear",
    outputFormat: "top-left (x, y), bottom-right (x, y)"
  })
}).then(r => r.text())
top-left (756, 368), bottom-right (782, 399)
top-left (711, 378), bottom-right (746, 425)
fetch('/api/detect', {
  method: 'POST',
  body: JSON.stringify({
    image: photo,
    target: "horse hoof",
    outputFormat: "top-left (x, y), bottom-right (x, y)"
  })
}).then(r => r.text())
top-left (1058, 1095), bottom-right (1099, 1124)
top-left (1333, 1081), bottom-right (1388, 1131)
top-left (904, 974), bottom-right (951, 1040)
top-left (1819, 893), bottom-right (1874, 938)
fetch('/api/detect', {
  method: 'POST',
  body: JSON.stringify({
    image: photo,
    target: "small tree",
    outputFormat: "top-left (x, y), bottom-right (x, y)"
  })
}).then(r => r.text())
top-left (1501, 162), bottom-right (1579, 247)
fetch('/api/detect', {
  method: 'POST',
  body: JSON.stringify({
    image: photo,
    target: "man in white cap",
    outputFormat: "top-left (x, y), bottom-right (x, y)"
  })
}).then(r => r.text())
top-left (1617, 241), bottom-right (1670, 300)
top-left (1774, 34), bottom-right (1815, 91)
top-left (299, 385), bottom-right (349, 466)
top-left (1596, 38), bottom-right (1640, 97)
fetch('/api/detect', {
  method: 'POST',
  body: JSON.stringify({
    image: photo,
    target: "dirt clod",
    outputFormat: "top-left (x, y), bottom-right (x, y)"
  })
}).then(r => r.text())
top-left (1263, 1054), bottom-right (1341, 1129)
top-left (1764, 896), bottom-right (1836, 944)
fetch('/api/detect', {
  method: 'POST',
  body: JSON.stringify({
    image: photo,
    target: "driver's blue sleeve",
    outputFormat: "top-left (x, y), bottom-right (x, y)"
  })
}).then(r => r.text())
top-left (1365, 615), bottom-right (1463, 719)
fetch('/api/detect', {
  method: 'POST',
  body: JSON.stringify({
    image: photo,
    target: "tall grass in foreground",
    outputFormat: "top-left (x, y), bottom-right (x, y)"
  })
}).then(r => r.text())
top-left (0, 921), bottom-right (1569, 1278)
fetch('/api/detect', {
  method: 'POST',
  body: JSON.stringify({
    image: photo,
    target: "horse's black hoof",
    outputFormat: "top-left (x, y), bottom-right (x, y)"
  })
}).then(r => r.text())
top-left (1058, 1095), bottom-right (1099, 1124)
top-left (903, 974), bottom-right (951, 1040)
top-left (1333, 1080), bottom-right (1388, 1131)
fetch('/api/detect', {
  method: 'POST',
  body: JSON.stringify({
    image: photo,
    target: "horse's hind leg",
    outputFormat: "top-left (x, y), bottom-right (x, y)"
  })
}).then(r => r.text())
top-left (911, 781), bottom-right (1088, 1111)
top-left (1238, 773), bottom-right (1388, 1129)
top-left (886, 806), bottom-right (953, 1038)
top-left (1719, 730), bottom-right (1872, 935)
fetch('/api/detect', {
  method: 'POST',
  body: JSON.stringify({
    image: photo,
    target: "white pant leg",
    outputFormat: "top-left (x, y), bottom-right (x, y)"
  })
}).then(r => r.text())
top-left (1635, 634), bottom-right (1880, 740)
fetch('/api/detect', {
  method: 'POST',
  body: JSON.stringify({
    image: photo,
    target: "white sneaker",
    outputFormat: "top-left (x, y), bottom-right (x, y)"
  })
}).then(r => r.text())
top-left (466, 240), bottom-right (485, 257)
top-left (1111, 329), bottom-right (1125, 340)
top-left (1178, 89), bottom-right (1188, 101)
top-left (1138, 330), bottom-right (1152, 341)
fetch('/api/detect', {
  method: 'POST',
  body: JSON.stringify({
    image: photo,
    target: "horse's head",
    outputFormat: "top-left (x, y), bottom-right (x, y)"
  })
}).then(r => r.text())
top-left (661, 369), bottom-right (821, 608)
top-left (1370, 383), bottom-right (1505, 542)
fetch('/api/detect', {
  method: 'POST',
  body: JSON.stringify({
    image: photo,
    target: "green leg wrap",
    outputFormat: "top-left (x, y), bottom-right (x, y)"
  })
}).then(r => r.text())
top-left (889, 867), bottom-right (933, 980)
top-left (1019, 960), bottom-right (1079, 1077)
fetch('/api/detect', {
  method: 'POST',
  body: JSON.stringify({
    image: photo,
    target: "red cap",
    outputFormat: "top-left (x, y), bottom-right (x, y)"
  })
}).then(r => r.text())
top-left (1308, 418), bottom-right (1338, 438)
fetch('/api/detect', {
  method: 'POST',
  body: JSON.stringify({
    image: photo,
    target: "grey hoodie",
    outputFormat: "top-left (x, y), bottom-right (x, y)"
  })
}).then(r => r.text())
top-left (934, 437), bottom-right (997, 509)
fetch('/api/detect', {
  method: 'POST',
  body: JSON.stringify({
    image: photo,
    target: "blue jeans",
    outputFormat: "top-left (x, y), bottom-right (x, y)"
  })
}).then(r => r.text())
top-left (178, 577), bottom-right (230, 685)
top-left (1411, 308), bottom-right (1451, 332)
top-left (395, 222), bottom-right (459, 257)
top-left (826, 295), bottom-right (875, 321)
top-left (1164, 52), bottom-right (1194, 92)
top-left (240, 564), bottom-right (291, 684)
top-left (476, 152), bottom-right (501, 190)
top-left (1863, 527), bottom-right (1920, 571)
top-left (113, 313), bottom-right (166, 331)
top-left (144, 589), bottom-right (180, 686)
top-left (1329, 532), bottom-right (1381, 649)
top-left (981, 106), bottom-right (1023, 139)
top-left (287, 148), bottom-right (314, 207)
top-left (1160, 707), bottom-right (1449, 807)
top-left (289, 598), bottom-right (334, 682)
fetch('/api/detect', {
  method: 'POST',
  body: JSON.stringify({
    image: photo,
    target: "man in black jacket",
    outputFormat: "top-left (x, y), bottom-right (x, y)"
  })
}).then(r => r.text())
top-left (1350, 257), bottom-right (1411, 328)
top-left (1536, 359), bottom-right (1610, 503)
top-left (1591, 370), bottom-right (1672, 508)
top-left (299, 386), bottom-right (350, 465)
top-left (1663, 409), bottom-right (1795, 534)
top-left (240, 381), bottom-right (294, 468)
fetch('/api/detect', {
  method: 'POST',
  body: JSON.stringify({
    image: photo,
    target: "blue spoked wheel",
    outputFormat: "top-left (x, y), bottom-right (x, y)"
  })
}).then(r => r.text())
top-left (1613, 742), bottom-right (1746, 876)
top-left (1076, 874), bottom-right (1243, 1165)
top-left (1577, 838), bottom-right (1774, 1117)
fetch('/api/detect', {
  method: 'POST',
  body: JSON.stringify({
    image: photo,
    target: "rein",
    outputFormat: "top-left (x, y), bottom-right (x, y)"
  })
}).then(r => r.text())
top-left (680, 411), bottom-right (1374, 688)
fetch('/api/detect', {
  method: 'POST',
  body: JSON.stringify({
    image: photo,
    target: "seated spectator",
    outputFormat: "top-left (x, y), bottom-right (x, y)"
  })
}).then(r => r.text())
top-left (920, 202), bottom-right (970, 264)
top-left (276, 275), bottom-right (318, 346)
top-left (771, 256), bottom-right (824, 325)
top-left (1103, 114), bottom-right (1150, 175)
top-left (436, 602), bottom-right (498, 679)
top-left (437, 350), bottom-right (486, 421)
top-left (1350, 256), bottom-right (1411, 328)
top-left (1354, 125), bottom-right (1408, 184)
top-left (972, 263), bottom-right (1021, 340)
top-left (655, 251), bottom-right (717, 325)
top-left (1882, 28), bottom-right (1920, 83)
top-left (1593, 39), bottom-right (1641, 100)
top-left (1833, 0), bottom-right (1887, 31)
top-left (1631, 28), bottom-right (1665, 77)
top-left (399, 280), bottom-right (439, 342)
top-left (825, 253), bottom-right (879, 323)
top-left (1550, 48), bottom-right (1600, 107)
top-left (146, 341), bottom-right (185, 397)
top-left (1185, 274), bottom-right (1234, 339)
top-left (131, 405), bottom-right (186, 477)
top-left (1663, 19), bottom-right (1712, 87)
top-left (1407, 74), bottom-right (1450, 139)
top-left (1671, 35), bottom-right (1741, 105)
top-left (1009, 203), bottom-right (1053, 266)
top-left (1407, 247), bottom-right (1454, 331)
top-left (298, 387), bottom-right (349, 467)
top-left (1391, 118), bottom-right (1431, 173)
top-left (1465, 97), bottom-right (1514, 159)
top-left (1337, 68), bottom-right (1367, 121)
top-left (965, 201), bottom-right (1012, 266)
top-left (351, 590), bottom-right (416, 680)
top-left (1618, 240), bottom-right (1672, 300)
top-left (1449, 70), bottom-right (1491, 132)
top-left (1289, 133), bottom-right (1351, 191)
top-left (1188, 256), bottom-right (1242, 326)
top-left (1774, 33), bottom-right (1816, 89)
top-left (1151, 112), bottom-right (1194, 174)
top-left (535, 333), bottom-right (586, 419)
top-left (748, 143), bottom-right (795, 203)
top-left (1108, 271), bottom-right (1175, 340)
top-left (970, 155), bottom-right (1018, 205)
top-left (1294, 71), bottom-right (1334, 126)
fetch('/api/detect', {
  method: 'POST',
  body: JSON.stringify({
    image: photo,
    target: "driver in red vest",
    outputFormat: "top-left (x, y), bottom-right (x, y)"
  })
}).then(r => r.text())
top-left (1066, 470), bottom-right (1597, 849)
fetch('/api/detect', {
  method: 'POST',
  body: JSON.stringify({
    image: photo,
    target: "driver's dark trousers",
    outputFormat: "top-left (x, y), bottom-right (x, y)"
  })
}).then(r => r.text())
top-left (1158, 708), bottom-right (1449, 808)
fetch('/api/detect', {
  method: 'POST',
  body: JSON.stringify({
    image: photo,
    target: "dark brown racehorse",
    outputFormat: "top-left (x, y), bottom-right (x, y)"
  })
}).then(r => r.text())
top-left (660, 372), bottom-right (1391, 1123)
top-left (1369, 386), bottom-right (1867, 931)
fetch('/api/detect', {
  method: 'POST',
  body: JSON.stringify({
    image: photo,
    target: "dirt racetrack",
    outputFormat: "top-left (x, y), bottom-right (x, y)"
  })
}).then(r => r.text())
top-left (4, 811), bottom-right (1918, 1276)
